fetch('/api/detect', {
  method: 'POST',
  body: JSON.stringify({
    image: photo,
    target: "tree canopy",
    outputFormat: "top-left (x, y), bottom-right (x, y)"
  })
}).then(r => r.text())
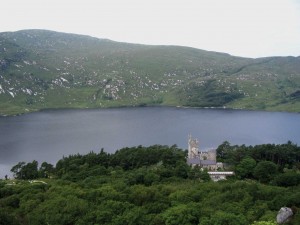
top-left (2, 143), bottom-right (300, 225)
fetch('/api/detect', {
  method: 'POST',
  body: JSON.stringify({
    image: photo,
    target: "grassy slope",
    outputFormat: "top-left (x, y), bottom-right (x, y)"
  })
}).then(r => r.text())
top-left (0, 30), bottom-right (299, 115)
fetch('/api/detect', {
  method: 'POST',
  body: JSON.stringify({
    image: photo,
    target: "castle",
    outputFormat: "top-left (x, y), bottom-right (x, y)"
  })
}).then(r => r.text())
top-left (187, 134), bottom-right (222, 171)
top-left (187, 134), bottom-right (234, 181)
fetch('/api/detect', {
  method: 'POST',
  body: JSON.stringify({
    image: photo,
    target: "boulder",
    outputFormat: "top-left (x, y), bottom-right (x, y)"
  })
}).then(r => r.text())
top-left (276, 207), bottom-right (293, 224)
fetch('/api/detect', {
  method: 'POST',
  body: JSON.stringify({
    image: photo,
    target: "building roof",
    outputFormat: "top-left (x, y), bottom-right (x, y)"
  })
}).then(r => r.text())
top-left (187, 158), bottom-right (217, 165)
top-left (200, 160), bottom-right (216, 165)
top-left (187, 158), bottom-right (201, 165)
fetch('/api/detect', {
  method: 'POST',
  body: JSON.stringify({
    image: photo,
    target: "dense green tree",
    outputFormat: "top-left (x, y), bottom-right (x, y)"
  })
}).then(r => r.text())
top-left (0, 210), bottom-right (18, 225)
top-left (216, 141), bottom-right (232, 161)
top-left (11, 161), bottom-right (39, 179)
top-left (253, 161), bottom-right (278, 183)
top-left (114, 206), bottom-right (149, 225)
top-left (251, 221), bottom-right (277, 225)
top-left (162, 203), bottom-right (200, 225)
top-left (144, 171), bottom-right (160, 186)
top-left (188, 166), bottom-right (210, 181)
top-left (39, 162), bottom-right (54, 178)
top-left (174, 162), bottom-right (190, 179)
top-left (10, 161), bottom-right (25, 179)
top-left (22, 160), bottom-right (39, 179)
top-left (235, 157), bottom-right (256, 179)
top-left (3, 144), bottom-right (300, 225)
top-left (27, 195), bottom-right (89, 225)
top-left (199, 211), bottom-right (247, 225)
top-left (274, 172), bottom-right (300, 187)
top-left (188, 165), bottom-right (201, 179)
top-left (217, 142), bottom-right (300, 171)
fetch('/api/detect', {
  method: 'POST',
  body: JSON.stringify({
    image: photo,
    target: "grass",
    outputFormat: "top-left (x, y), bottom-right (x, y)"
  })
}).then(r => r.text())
top-left (0, 30), bottom-right (299, 115)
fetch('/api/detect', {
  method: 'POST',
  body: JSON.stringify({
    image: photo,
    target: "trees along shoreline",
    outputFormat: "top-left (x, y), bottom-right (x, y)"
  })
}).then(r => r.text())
top-left (1, 143), bottom-right (299, 225)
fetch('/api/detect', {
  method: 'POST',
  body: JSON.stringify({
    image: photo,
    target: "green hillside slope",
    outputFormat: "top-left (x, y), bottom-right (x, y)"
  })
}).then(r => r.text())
top-left (0, 29), bottom-right (299, 115)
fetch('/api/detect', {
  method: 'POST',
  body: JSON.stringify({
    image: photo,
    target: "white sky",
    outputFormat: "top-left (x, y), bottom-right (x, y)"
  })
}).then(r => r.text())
top-left (1, 0), bottom-right (300, 58)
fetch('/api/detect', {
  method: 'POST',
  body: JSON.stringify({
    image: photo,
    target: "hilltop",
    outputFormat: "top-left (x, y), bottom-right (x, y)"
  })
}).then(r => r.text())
top-left (0, 29), bottom-right (299, 115)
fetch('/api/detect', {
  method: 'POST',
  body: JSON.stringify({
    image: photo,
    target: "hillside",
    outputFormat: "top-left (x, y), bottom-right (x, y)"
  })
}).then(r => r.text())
top-left (0, 29), bottom-right (299, 115)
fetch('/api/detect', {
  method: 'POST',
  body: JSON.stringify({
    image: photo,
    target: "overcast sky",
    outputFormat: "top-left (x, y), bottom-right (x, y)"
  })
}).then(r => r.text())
top-left (1, 0), bottom-right (300, 58)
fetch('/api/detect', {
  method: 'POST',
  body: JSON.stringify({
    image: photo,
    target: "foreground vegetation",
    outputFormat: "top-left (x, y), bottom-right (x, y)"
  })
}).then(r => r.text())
top-left (1, 30), bottom-right (300, 116)
top-left (1, 143), bottom-right (300, 225)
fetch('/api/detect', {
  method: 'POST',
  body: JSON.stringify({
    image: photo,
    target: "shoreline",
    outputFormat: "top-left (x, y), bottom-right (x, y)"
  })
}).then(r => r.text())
top-left (1, 103), bottom-right (299, 118)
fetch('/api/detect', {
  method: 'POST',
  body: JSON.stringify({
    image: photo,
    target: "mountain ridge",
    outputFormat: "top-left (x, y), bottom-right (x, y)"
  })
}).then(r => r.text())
top-left (0, 29), bottom-right (299, 115)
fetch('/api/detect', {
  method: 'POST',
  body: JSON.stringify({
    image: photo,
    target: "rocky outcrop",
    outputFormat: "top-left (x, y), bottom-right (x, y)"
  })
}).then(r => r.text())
top-left (276, 207), bottom-right (293, 224)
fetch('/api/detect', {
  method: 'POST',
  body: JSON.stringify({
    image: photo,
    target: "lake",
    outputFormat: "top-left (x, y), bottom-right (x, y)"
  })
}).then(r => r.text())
top-left (1, 107), bottom-right (300, 178)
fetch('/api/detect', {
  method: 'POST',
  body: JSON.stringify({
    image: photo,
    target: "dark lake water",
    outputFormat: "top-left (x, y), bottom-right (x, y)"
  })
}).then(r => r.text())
top-left (1, 107), bottom-right (300, 178)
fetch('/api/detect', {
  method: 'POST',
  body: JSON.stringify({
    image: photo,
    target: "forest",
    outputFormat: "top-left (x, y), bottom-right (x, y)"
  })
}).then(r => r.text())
top-left (1, 143), bottom-right (300, 225)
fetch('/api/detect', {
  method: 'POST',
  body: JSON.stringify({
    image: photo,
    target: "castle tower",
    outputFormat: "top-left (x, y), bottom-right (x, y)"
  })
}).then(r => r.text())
top-left (207, 149), bottom-right (216, 161)
top-left (188, 134), bottom-right (199, 158)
